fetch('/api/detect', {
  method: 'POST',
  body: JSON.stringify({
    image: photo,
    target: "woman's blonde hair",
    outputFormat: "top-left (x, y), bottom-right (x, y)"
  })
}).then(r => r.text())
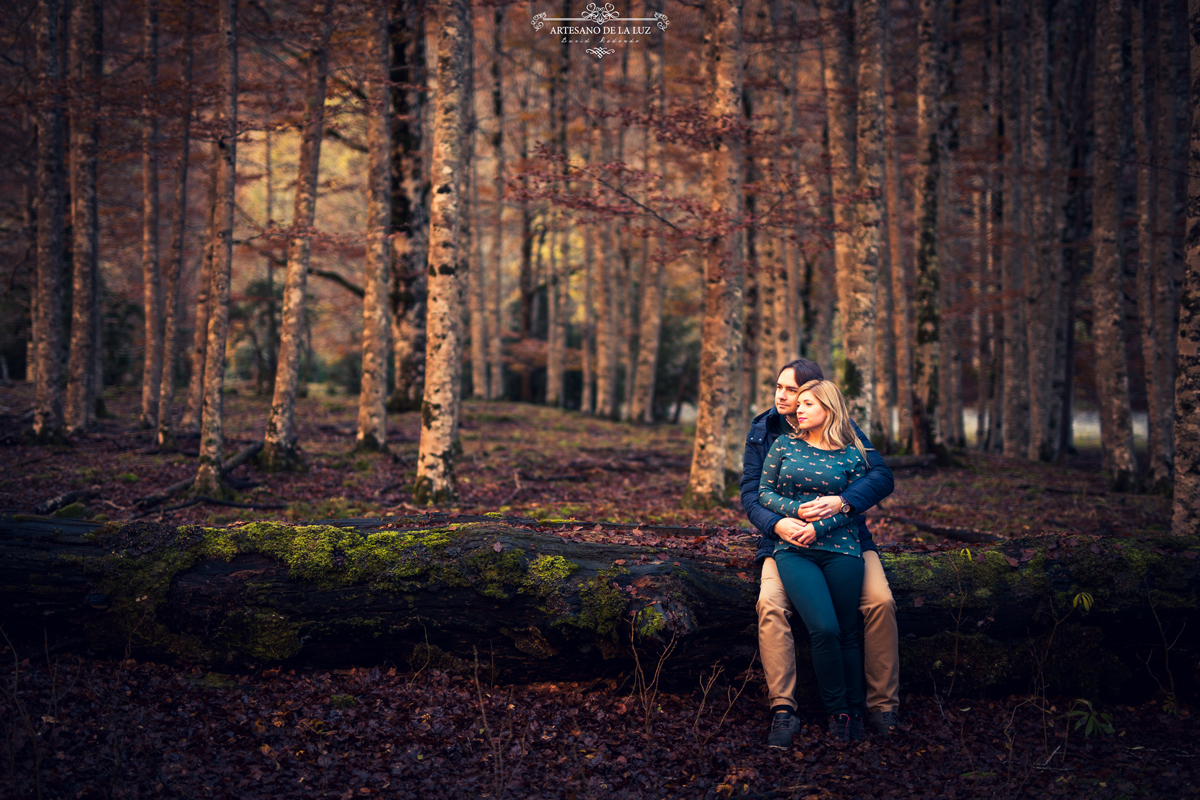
top-left (792, 379), bottom-right (870, 463)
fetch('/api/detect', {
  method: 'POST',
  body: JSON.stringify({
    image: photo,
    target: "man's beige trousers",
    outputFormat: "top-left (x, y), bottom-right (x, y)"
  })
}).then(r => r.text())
top-left (757, 550), bottom-right (899, 713)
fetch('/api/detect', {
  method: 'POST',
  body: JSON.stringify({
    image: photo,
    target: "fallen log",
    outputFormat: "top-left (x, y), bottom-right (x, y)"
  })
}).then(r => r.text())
top-left (0, 514), bottom-right (1196, 703)
top-left (33, 486), bottom-right (100, 516)
top-left (132, 441), bottom-right (264, 509)
top-left (874, 514), bottom-right (1001, 544)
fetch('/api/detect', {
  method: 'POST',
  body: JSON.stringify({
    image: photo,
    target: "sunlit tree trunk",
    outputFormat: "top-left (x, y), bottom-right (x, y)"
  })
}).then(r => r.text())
top-left (155, 9), bottom-right (194, 448)
top-left (194, 0), bottom-right (238, 497)
top-left (33, 0), bottom-right (66, 444)
top-left (414, 0), bottom-right (468, 504)
top-left (630, 0), bottom-right (666, 424)
top-left (1092, 0), bottom-right (1138, 489)
top-left (818, 0), bottom-right (857, 387)
top-left (262, 0), bottom-right (333, 470)
top-left (1177, 0), bottom-right (1200, 534)
top-left (65, 0), bottom-right (102, 435)
top-left (487, 5), bottom-right (505, 401)
top-left (389, 0), bottom-right (429, 414)
top-left (853, 0), bottom-right (886, 441)
top-left (468, 11), bottom-right (487, 402)
top-left (593, 61), bottom-right (619, 421)
top-left (545, 4), bottom-right (571, 408)
top-left (886, 61), bottom-right (912, 451)
top-left (911, 0), bottom-right (943, 455)
top-left (357, 0), bottom-right (392, 453)
top-left (683, 0), bottom-right (742, 509)
top-left (139, 0), bottom-right (163, 429)
top-left (181, 167), bottom-right (216, 434)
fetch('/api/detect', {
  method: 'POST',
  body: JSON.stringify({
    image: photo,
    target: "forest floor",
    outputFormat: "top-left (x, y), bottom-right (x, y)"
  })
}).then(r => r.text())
top-left (1, 382), bottom-right (1192, 799)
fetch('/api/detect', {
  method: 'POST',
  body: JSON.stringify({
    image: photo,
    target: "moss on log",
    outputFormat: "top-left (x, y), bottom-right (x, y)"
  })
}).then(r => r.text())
top-left (1, 514), bottom-right (1196, 702)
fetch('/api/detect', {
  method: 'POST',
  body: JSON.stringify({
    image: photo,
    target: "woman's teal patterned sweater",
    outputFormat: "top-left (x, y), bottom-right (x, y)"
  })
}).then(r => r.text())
top-left (759, 435), bottom-right (868, 558)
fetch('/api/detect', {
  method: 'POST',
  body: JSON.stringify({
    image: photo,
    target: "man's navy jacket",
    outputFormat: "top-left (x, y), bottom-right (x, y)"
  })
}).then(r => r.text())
top-left (740, 406), bottom-right (895, 563)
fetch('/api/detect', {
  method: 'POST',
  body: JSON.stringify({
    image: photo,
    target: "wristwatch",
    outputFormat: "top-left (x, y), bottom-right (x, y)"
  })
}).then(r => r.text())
top-left (839, 496), bottom-right (853, 515)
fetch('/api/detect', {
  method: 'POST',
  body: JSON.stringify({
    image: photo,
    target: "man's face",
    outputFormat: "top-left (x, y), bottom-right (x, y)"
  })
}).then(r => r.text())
top-left (775, 368), bottom-right (802, 417)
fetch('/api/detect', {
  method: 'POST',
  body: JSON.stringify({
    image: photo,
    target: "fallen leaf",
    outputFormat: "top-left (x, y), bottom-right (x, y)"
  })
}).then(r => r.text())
top-left (913, 596), bottom-right (924, 608)
top-left (492, 542), bottom-right (503, 553)
top-left (1004, 555), bottom-right (1018, 567)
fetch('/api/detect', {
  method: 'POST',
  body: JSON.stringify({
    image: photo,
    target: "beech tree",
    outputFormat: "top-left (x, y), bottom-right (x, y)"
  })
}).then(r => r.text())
top-left (32, 0), bottom-right (66, 444)
top-left (414, 0), bottom-right (469, 504)
top-left (194, 0), bottom-right (238, 497)
top-left (65, 0), bottom-right (102, 435)
top-left (1177, 0), bottom-right (1200, 535)
top-left (683, 0), bottom-right (744, 509)
top-left (356, 0), bottom-right (392, 454)
top-left (138, 0), bottom-right (162, 430)
top-left (262, 0), bottom-right (334, 470)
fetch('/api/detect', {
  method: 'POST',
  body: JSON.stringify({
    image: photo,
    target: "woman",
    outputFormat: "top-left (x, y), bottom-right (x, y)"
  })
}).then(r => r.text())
top-left (759, 379), bottom-right (870, 742)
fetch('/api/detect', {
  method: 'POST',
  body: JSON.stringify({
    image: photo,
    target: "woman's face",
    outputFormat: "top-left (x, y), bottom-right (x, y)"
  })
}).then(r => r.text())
top-left (795, 390), bottom-right (828, 432)
top-left (775, 369), bottom-right (802, 417)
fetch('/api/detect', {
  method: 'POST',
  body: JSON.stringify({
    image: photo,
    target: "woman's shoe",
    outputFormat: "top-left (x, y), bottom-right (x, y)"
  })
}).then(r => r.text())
top-left (828, 713), bottom-right (864, 742)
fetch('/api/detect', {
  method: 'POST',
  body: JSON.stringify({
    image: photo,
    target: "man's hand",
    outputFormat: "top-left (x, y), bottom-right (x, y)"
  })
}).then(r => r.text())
top-left (795, 495), bottom-right (843, 522)
top-left (774, 517), bottom-right (816, 547)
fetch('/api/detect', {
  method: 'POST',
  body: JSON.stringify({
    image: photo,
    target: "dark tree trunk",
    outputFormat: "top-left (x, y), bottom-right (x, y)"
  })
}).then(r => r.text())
top-left (2, 516), bottom-right (1197, 701)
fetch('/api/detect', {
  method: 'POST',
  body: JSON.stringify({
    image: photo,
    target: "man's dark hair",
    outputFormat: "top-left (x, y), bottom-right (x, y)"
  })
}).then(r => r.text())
top-left (777, 358), bottom-right (824, 385)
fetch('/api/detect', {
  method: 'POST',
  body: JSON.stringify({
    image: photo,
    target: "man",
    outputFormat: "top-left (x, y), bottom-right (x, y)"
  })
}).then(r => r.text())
top-left (741, 358), bottom-right (899, 747)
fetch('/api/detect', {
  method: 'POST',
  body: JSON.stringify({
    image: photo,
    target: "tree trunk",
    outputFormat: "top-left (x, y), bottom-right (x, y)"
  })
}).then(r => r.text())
top-left (545, 6), bottom-right (571, 409)
top-left (683, 0), bottom-right (743, 509)
top-left (484, 10), bottom-right (505, 401)
top-left (1000, 0), bottom-right (1027, 457)
top-left (853, 0), bottom-right (886, 441)
top-left (1092, 0), bottom-right (1138, 490)
top-left (938, 0), bottom-right (963, 449)
top-left (262, 0), bottom-right (333, 471)
top-left (3, 515), bottom-right (1198, 699)
top-left (1177, 0), bottom-right (1200, 535)
top-left (389, 0), bottom-right (429, 415)
top-left (594, 63), bottom-right (619, 422)
top-left (911, 0), bottom-right (942, 456)
top-left (413, 0), bottom-right (468, 505)
top-left (886, 62), bottom-right (912, 452)
top-left (818, 0), bottom-right (857, 389)
top-left (356, 1), bottom-right (392, 454)
top-left (155, 9), bottom-right (194, 449)
top-left (194, 0), bottom-right (238, 498)
top-left (33, 0), bottom-right (66, 444)
top-left (469, 109), bottom-right (488, 401)
top-left (139, 0), bottom-right (163, 430)
top-left (1025, 0), bottom-right (1057, 462)
top-left (65, 0), bottom-right (102, 436)
top-left (181, 164), bottom-right (217, 434)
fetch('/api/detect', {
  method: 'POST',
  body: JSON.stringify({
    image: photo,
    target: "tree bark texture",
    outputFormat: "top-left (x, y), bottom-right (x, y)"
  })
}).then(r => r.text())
top-left (911, 0), bottom-right (943, 455)
top-left (389, 0), bottom-right (429, 414)
top-left (937, 0), bottom-right (963, 449)
top-left (1177, 0), bottom-right (1200, 535)
top-left (1025, 0), bottom-right (1058, 462)
top-left (414, 0), bottom-right (468, 505)
top-left (886, 63), bottom-right (912, 452)
top-left (357, 0), bottom-right (392, 455)
top-left (469, 38), bottom-right (488, 403)
top-left (194, 0), bottom-right (238, 498)
top-left (156, 9), bottom-right (194, 449)
top-left (684, 0), bottom-right (743, 509)
top-left (852, 0), bottom-right (886, 440)
top-left (593, 64), bottom-right (619, 422)
top-left (65, 0), bottom-right (102, 436)
top-left (3, 516), bottom-right (1197, 700)
top-left (1000, 0), bottom-right (1028, 457)
top-left (181, 166), bottom-right (217, 434)
top-left (818, 0), bottom-right (857, 386)
top-left (486, 6), bottom-right (505, 401)
top-left (262, 0), bottom-right (333, 471)
top-left (1092, 0), bottom-right (1138, 490)
top-left (139, 0), bottom-right (163, 430)
top-left (33, 0), bottom-right (66, 444)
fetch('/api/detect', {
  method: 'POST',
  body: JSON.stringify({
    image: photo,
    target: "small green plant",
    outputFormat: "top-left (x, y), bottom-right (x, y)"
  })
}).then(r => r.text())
top-left (117, 473), bottom-right (140, 484)
top-left (1072, 591), bottom-right (1094, 612)
top-left (1066, 699), bottom-right (1113, 736)
top-left (329, 693), bottom-right (356, 709)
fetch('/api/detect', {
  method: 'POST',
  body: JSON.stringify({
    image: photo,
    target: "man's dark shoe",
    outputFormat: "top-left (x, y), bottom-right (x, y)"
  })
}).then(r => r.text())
top-left (767, 709), bottom-right (801, 749)
top-left (868, 709), bottom-right (899, 737)
top-left (828, 713), bottom-right (864, 743)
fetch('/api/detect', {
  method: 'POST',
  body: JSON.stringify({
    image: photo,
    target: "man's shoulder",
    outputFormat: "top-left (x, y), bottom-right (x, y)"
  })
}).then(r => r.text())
top-left (748, 408), bottom-right (777, 445)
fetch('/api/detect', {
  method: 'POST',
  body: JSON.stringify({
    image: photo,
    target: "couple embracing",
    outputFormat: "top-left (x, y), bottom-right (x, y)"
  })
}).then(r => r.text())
top-left (740, 358), bottom-right (899, 746)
